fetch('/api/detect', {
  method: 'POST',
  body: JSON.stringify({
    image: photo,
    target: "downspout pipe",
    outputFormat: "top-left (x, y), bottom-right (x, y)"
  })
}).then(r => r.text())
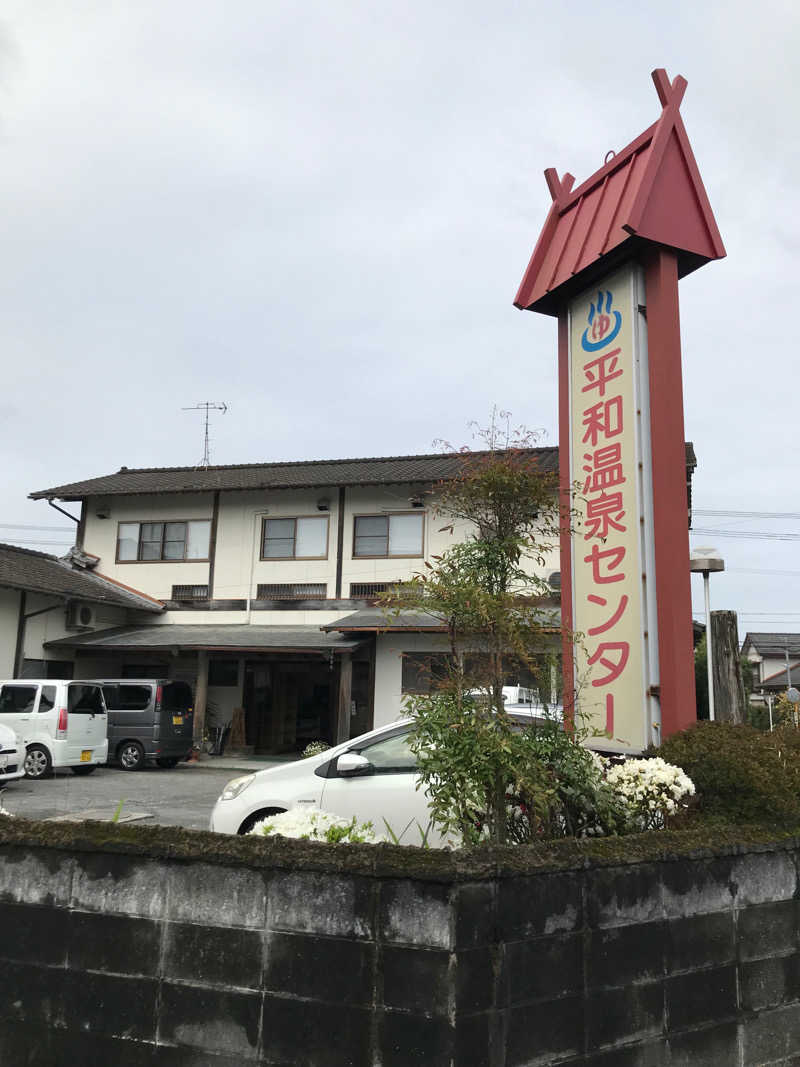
top-left (46, 499), bottom-right (81, 526)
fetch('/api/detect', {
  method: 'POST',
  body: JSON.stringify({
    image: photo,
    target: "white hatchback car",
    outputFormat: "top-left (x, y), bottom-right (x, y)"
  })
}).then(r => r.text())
top-left (210, 708), bottom-right (559, 844)
top-left (0, 721), bottom-right (26, 785)
top-left (211, 718), bottom-right (449, 841)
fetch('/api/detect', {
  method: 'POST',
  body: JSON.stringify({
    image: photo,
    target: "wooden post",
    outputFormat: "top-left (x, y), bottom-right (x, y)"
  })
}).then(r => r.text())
top-left (336, 652), bottom-right (352, 744)
top-left (193, 649), bottom-right (209, 747)
top-left (710, 611), bottom-right (746, 724)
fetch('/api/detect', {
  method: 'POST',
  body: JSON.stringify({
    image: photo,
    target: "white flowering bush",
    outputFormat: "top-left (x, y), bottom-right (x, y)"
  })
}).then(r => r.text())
top-left (603, 757), bottom-right (695, 831)
top-left (247, 806), bottom-right (380, 844)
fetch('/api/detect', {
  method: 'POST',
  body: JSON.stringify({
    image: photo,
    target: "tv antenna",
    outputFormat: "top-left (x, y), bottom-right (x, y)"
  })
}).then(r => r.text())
top-left (182, 401), bottom-right (228, 468)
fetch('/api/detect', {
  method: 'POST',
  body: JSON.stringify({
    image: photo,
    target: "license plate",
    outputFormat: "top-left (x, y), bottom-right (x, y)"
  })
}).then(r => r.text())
top-left (0, 756), bottom-right (7, 770)
top-left (172, 716), bottom-right (183, 725)
top-left (80, 750), bottom-right (92, 763)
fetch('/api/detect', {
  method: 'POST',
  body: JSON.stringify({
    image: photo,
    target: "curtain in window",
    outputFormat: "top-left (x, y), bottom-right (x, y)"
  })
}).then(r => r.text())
top-left (295, 517), bottom-right (327, 557)
top-left (388, 514), bottom-right (423, 556)
top-left (186, 520), bottom-right (211, 559)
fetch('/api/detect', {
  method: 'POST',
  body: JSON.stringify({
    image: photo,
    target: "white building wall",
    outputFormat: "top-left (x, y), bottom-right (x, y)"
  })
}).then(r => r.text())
top-left (78, 484), bottom-right (559, 618)
top-left (214, 489), bottom-right (339, 602)
top-left (0, 589), bottom-right (21, 677)
top-left (23, 595), bottom-right (131, 662)
top-left (81, 492), bottom-right (214, 601)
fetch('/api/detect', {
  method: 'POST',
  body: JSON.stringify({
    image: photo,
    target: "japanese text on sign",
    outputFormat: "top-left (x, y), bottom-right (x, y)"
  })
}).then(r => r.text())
top-left (569, 268), bottom-right (647, 751)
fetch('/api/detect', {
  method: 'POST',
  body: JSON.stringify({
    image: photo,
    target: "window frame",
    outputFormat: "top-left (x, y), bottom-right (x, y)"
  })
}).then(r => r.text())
top-left (352, 511), bottom-right (425, 560)
top-left (115, 519), bottom-right (211, 563)
top-left (260, 515), bottom-right (330, 561)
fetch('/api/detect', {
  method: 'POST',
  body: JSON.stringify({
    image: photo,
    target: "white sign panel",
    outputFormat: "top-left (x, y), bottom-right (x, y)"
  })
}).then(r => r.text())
top-left (568, 265), bottom-right (659, 752)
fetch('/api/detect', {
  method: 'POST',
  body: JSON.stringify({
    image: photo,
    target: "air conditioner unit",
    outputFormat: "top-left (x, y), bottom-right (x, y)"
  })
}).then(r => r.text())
top-left (65, 602), bottom-right (96, 630)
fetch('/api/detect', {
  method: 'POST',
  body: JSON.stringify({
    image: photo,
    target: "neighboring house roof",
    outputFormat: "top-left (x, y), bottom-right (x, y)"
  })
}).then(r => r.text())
top-left (514, 69), bottom-right (725, 317)
top-left (0, 543), bottom-right (163, 613)
top-left (741, 633), bottom-right (800, 657)
top-left (29, 443), bottom-right (697, 502)
top-left (761, 662), bottom-right (800, 689)
top-left (45, 624), bottom-right (360, 652)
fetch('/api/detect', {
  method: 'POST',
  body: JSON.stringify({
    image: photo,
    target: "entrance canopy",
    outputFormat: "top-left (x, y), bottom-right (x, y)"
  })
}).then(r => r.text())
top-left (45, 624), bottom-right (363, 654)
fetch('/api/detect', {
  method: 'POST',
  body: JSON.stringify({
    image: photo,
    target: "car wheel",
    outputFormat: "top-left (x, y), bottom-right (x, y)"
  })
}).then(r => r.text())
top-left (156, 757), bottom-right (179, 769)
top-left (71, 765), bottom-right (97, 776)
top-left (24, 744), bottom-right (52, 780)
top-left (238, 808), bottom-right (286, 836)
top-left (118, 741), bottom-right (146, 771)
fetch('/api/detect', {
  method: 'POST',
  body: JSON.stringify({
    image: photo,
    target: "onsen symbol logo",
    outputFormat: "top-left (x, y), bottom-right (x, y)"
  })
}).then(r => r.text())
top-left (581, 290), bottom-right (622, 352)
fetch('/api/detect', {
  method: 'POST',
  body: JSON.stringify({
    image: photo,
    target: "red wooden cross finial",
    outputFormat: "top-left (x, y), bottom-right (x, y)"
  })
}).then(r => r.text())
top-left (544, 167), bottom-right (575, 203)
top-left (651, 69), bottom-right (688, 111)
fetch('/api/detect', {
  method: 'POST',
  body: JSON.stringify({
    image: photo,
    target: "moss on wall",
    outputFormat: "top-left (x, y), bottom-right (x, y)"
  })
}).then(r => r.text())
top-left (0, 815), bottom-right (796, 883)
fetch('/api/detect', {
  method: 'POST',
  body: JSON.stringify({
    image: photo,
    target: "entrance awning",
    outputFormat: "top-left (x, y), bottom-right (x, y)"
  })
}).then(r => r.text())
top-left (322, 607), bottom-right (562, 633)
top-left (45, 624), bottom-right (364, 654)
top-left (323, 608), bottom-right (448, 633)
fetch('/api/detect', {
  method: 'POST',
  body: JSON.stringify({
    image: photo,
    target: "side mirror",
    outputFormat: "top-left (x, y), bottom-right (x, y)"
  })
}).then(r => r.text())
top-left (336, 752), bottom-right (372, 778)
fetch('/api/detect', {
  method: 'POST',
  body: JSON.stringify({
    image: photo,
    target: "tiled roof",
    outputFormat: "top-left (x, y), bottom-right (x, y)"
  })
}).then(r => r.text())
top-left (0, 543), bottom-right (163, 613)
top-left (742, 633), bottom-right (800, 656)
top-left (45, 624), bottom-right (360, 651)
top-left (30, 443), bottom-right (697, 502)
top-left (29, 449), bottom-right (560, 501)
top-left (514, 70), bottom-right (725, 316)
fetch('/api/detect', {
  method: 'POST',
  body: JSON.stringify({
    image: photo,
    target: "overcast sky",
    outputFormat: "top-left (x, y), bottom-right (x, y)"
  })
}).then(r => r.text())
top-left (0, 1), bottom-right (797, 637)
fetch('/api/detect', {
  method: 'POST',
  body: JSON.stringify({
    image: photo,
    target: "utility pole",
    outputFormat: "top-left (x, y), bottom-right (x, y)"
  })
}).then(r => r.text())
top-left (182, 402), bottom-right (228, 468)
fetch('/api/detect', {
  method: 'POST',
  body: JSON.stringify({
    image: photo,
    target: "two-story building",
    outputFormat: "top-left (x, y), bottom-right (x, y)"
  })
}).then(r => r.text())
top-left (26, 450), bottom-right (562, 754)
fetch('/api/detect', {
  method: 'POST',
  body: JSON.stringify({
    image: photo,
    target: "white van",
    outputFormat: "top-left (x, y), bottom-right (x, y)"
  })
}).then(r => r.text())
top-left (0, 680), bottom-right (109, 779)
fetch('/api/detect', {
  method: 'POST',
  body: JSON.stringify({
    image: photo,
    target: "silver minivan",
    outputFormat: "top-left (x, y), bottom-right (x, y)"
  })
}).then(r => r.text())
top-left (0, 680), bottom-right (109, 779)
top-left (100, 679), bottom-right (194, 771)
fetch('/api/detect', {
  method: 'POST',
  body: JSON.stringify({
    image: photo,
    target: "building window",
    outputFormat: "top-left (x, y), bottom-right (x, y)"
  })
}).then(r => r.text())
top-left (261, 517), bottom-right (329, 559)
top-left (350, 582), bottom-right (392, 599)
top-left (172, 585), bottom-right (210, 602)
top-left (256, 583), bottom-right (327, 600)
top-left (349, 581), bottom-right (410, 601)
top-left (117, 520), bottom-right (211, 562)
top-left (401, 653), bottom-right (452, 694)
top-left (353, 513), bottom-right (424, 558)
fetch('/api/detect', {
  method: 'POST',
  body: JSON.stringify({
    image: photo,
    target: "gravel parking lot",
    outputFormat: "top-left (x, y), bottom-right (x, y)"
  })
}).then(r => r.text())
top-left (0, 762), bottom-right (242, 831)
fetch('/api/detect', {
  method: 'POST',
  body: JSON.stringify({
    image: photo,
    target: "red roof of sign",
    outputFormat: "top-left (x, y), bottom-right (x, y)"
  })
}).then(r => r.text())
top-left (514, 70), bottom-right (725, 317)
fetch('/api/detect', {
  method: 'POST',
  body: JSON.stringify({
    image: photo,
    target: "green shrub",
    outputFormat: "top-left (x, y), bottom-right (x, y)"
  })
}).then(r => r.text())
top-left (657, 721), bottom-right (800, 827)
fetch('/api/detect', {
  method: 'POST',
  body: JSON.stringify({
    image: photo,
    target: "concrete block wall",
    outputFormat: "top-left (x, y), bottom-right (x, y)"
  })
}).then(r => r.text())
top-left (2, 825), bottom-right (800, 1064)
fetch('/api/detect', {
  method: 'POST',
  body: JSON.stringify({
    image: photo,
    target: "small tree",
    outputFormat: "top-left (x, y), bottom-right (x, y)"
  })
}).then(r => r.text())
top-left (385, 414), bottom-right (575, 845)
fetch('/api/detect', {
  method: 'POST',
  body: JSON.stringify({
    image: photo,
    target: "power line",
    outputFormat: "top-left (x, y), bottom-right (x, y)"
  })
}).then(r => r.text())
top-left (2, 539), bottom-right (73, 546)
top-left (728, 568), bottom-right (800, 578)
top-left (0, 523), bottom-right (73, 532)
top-left (691, 528), bottom-right (800, 542)
top-left (695, 509), bottom-right (800, 520)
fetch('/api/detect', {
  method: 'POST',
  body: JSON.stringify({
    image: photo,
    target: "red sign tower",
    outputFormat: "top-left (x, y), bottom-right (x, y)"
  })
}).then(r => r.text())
top-left (515, 70), bottom-right (725, 747)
